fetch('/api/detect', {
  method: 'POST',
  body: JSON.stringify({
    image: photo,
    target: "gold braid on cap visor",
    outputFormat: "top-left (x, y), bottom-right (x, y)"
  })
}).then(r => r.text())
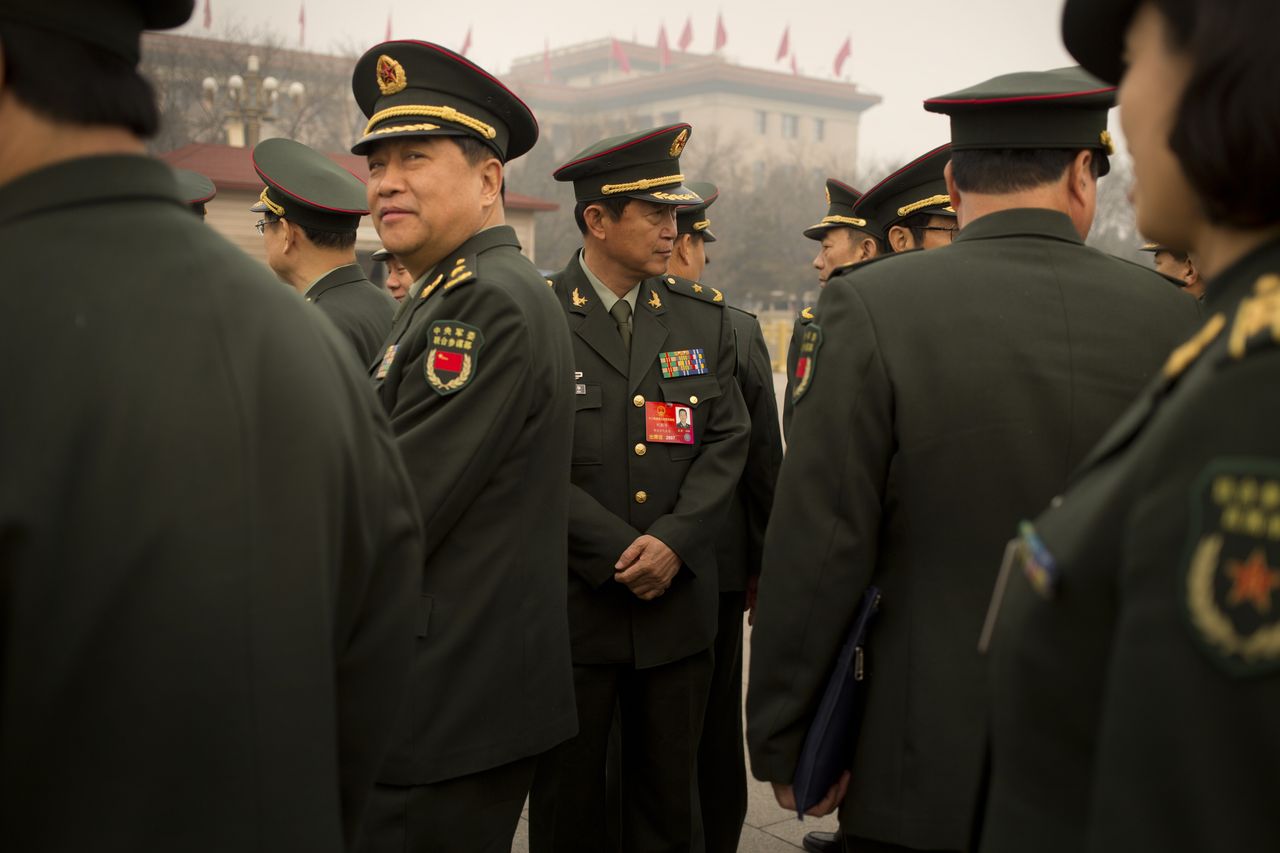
top-left (363, 105), bottom-right (497, 140)
top-left (258, 187), bottom-right (285, 216)
top-left (601, 174), bottom-right (685, 195)
top-left (819, 214), bottom-right (867, 227)
top-left (897, 194), bottom-right (954, 217)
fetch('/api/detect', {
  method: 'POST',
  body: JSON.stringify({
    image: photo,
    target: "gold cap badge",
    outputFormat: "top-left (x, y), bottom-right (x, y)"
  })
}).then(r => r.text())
top-left (376, 55), bottom-right (407, 96)
top-left (1100, 130), bottom-right (1115, 155)
top-left (669, 128), bottom-right (690, 158)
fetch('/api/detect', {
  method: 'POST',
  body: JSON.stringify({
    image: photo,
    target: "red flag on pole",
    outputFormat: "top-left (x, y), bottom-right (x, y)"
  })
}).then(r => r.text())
top-left (833, 36), bottom-right (851, 77)
top-left (611, 38), bottom-right (632, 74)
top-left (298, 3), bottom-right (305, 47)
top-left (714, 13), bottom-right (727, 51)
top-left (776, 25), bottom-right (790, 62)
top-left (543, 39), bottom-right (552, 83)
top-left (677, 17), bottom-right (693, 51)
top-left (657, 25), bottom-right (670, 70)
top-left (461, 26), bottom-right (472, 56)
top-left (385, 10), bottom-right (392, 41)
top-left (791, 54), bottom-right (799, 75)
top-left (203, 0), bottom-right (212, 29)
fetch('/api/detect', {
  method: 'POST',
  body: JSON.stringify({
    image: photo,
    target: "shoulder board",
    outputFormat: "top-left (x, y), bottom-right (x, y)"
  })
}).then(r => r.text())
top-left (660, 274), bottom-right (725, 306)
top-left (1223, 274), bottom-right (1280, 364)
top-left (441, 252), bottom-right (478, 294)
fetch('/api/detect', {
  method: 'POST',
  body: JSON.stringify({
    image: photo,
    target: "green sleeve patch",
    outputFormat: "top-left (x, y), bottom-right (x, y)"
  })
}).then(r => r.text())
top-left (790, 323), bottom-right (822, 403)
top-left (1184, 460), bottom-right (1280, 676)
top-left (424, 320), bottom-right (484, 396)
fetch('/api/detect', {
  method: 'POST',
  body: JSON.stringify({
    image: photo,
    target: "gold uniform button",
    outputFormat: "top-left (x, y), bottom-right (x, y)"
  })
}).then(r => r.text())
top-left (666, 277), bottom-right (676, 285)
top-left (633, 395), bottom-right (645, 408)
top-left (634, 443), bottom-right (647, 456)
top-left (688, 395), bottom-right (698, 405)
top-left (634, 490), bottom-right (648, 504)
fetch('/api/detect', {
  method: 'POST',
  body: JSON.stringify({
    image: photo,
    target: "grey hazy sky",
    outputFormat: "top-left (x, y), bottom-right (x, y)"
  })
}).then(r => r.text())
top-left (177, 0), bottom-right (1079, 169)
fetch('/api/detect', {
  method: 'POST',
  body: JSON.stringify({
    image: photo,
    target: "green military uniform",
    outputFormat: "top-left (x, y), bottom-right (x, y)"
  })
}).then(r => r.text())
top-left (250, 137), bottom-right (394, 368)
top-left (346, 40), bottom-right (578, 853)
top-left (747, 68), bottom-right (1202, 852)
top-left (673, 182), bottom-right (783, 853)
top-left (981, 6), bottom-right (1280, 849)
top-left (0, 5), bottom-right (422, 849)
top-left (530, 124), bottom-right (750, 853)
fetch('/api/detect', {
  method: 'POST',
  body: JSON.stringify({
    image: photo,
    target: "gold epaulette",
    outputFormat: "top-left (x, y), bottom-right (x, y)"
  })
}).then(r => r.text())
top-left (660, 274), bottom-right (725, 306)
top-left (1225, 274), bottom-right (1280, 362)
top-left (442, 253), bottom-right (478, 293)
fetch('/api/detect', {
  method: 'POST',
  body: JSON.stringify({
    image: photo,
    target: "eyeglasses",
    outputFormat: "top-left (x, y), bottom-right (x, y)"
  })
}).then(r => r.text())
top-left (255, 217), bottom-right (282, 235)
top-left (919, 225), bottom-right (960, 242)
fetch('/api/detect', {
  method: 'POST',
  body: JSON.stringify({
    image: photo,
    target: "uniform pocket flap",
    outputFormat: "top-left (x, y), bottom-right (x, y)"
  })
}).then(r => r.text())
top-left (658, 375), bottom-right (721, 407)
top-left (575, 384), bottom-right (602, 410)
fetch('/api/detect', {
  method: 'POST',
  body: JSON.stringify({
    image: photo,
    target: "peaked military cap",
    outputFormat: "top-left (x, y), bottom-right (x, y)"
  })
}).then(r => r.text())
top-left (924, 66), bottom-right (1116, 175)
top-left (803, 179), bottom-right (865, 241)
top-left (1061, 0), bottom-right (1140, 85)
top-left (677, 181), bottom-right (719, 243)
top-left (0, 0), bottom-right (192, 64)
top-left (854, 143), bottom-right (955, 235)
top-left (554, 124), bottom-right (701, 205)
top-left (351, 40), bottom-right (537, 162)
top-left (174, 168), bottom-right (216, 207)
top-left (250, 138), bottom-right (368, 234)
top-left (372, 247), bottom-right (393, 262)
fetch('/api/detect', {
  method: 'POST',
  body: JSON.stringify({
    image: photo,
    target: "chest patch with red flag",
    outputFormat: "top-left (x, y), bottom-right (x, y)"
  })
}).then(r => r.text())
top-left (424, 320), bottom-right (484, 396)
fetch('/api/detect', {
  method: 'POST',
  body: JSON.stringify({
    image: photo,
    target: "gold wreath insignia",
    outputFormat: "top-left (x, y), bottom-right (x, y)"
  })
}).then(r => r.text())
top-left (648, 290), bottom-right (662, 309)
top-left (376, 54), bottom-right (407, 96)
top-left (571, 287), bottom-right (589, 307)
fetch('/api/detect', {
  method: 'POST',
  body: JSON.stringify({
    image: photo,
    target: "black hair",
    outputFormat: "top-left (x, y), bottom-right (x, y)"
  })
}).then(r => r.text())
top-left (949, 148), bottom-right (1104, 194)
top-left (1157, 0), bottom-right (1280, 228)
top-left (299, 224), bottom-right (357, 251)
top-left (573, 196), bottom-right (632, 235)
top-left (0, 22), bottom-right (160, 138)
top-left (898, 212), bottom-right (934, 248)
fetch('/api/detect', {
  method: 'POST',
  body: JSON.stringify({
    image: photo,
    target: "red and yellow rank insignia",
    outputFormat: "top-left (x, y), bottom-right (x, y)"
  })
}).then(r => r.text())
top-left (791, 324), bottom-right (822, 403)
top-left (376, 54), bottom-right (407, 95)
top-left (1185, 462), bottom-right (1280, 675)
top-left (424, 320), bottom-right (483, 396)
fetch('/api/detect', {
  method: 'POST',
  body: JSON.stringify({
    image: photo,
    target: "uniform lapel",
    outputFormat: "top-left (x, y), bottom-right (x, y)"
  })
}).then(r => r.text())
top-left (560, 261), bottom-right (630, 378)
top-left (629, 280), bottom-right (669, 393)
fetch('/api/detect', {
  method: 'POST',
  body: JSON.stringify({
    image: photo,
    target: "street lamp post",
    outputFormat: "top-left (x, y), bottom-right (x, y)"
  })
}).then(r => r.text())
top-left (202, 55), bottom-right (305, 148)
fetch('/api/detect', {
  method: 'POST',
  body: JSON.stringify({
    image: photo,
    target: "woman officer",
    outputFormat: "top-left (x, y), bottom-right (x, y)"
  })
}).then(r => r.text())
top-left (979, 1), bottom-right (1280, 851)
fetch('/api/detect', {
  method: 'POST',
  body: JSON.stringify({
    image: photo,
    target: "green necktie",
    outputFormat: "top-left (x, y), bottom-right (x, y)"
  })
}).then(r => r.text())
top-left (610, 299), bottom-right (633, 353)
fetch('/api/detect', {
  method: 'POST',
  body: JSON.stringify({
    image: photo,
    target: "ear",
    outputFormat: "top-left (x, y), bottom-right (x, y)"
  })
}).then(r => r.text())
top-left (583, 204), bottom-right (610, 241)
top-left (1069, 149), bottom-right (1097, 204)
top-left (858, 235), bottom-right (880, 260)
top-left (478, 157), bottom-right (503, 207)
top-left (887, 224), bottom-right (912, 253)
top-left (944, 161), bottom-right (964, 226)
top-left (673, 233), bottom-right (692, 265)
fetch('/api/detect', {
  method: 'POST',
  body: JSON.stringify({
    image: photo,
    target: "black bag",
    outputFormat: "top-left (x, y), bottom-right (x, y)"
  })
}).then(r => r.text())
top-left (791, 585), bottom-right (882, 817)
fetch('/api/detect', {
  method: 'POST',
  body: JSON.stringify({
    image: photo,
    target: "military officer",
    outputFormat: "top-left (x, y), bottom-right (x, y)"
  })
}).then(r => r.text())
top-left (1142, 240), bottom-right (1205, 297)
top-left (0, 3), bottom-right (422, 850)
top-left (174, 167), bottom-right (215, 218)
top-left (372, 245), bottom-right (413, 301)
top-left (529, 124), bottom-right (750, 853)
top-left (981, 1), bottom-right (1280, 849)
top-left (251, 137), bottom-right (395, 367)
top-left (672, 182), bottom-right (784, 853)
top-left (349, 41), bottom-right (577, 853)
top-left (747, 66), bottom-right (1200, 853)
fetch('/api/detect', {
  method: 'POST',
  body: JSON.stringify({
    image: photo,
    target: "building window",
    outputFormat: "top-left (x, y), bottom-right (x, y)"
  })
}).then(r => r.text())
top-left (755, 110), bottom-right (768, 135)
top-left (661, 110), bottom-right (681, 124)
top-left (782, 114), bottom-right (798, 139)
top-left (814, 118), bottom-right (825, 142)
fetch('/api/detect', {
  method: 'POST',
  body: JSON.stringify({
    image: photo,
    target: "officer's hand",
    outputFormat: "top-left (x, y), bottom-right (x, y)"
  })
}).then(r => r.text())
top-left (771, 771), bottom-right (849, 817)
top-left (614, 535), bottom-right (681, 600)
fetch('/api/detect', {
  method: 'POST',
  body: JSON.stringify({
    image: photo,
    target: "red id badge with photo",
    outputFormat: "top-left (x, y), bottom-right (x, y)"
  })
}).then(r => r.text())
top-left (645, 401), bottom-right (695, 444)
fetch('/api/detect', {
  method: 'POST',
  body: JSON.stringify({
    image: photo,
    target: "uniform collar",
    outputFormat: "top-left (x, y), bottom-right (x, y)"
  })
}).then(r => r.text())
top-left (954, 208), bottom-right (1085, 246)
top-left (1201, 236), bottom-right (1280, 314)
top-left (0, 154), bottom-right (185, 228)
top-left (578, 249), bottom-right (639, 312)
top-left (305, 263), bottom-right (367, 300)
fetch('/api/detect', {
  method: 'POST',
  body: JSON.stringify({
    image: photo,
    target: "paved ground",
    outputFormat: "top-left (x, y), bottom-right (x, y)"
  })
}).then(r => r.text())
top-left (511, 373), bottom-right (837, 850)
